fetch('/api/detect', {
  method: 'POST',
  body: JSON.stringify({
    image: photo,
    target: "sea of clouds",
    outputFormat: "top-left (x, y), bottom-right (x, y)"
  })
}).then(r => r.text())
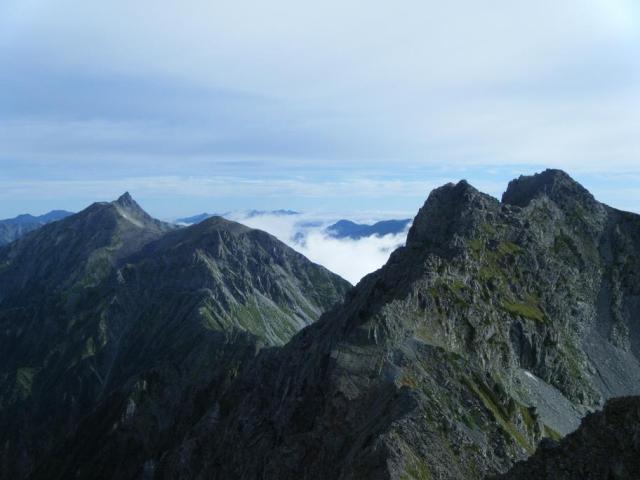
top-left (223, 212), bottom-right (411, 285)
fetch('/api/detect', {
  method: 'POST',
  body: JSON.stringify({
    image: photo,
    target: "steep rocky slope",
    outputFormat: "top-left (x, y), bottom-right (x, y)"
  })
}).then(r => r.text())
top-left (0, 194), bottom-right (349, 480)
top-left (495, 396), bottom-right (640, 479)
top-left (154, 170), bottom-right (640, 479)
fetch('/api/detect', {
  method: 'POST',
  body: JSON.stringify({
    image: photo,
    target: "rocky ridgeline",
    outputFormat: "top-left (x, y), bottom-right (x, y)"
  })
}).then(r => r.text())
top-left (154, 170), bottom-right (640, 479)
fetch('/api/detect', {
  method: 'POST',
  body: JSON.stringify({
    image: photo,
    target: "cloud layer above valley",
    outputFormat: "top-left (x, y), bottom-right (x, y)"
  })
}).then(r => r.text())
top-left (227, 212), bottom-right (410, 284)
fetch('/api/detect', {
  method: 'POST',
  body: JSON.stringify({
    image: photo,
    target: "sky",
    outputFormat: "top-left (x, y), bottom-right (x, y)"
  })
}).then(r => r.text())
top-left (1, 0), bottom-right (639, 220)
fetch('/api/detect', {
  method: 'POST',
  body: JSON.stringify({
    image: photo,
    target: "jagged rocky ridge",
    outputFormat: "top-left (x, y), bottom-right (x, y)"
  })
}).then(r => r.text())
top-left (494, 396), bottom-right (640, 479)
top-left (0, 193), bottom-right (349, 480)
top-left (149, 170), bottom-right (640, 479)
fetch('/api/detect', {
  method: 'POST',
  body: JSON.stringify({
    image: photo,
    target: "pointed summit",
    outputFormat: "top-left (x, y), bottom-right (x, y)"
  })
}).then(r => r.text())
top-left (110, 192), bottom-right (160, 227)
top-left (0, 193), bottom-right (174, 295)
top-left (502, 169), bottom-right (596, 209)
top-left (115, 191), bottom-right (133, 204)
top-left (113, 191), bottom-right (142, 212)
top-left (407, 180), bottom-right (498, 248)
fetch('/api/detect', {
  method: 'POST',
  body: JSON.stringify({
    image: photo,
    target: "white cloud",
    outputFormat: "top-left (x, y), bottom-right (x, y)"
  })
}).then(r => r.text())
top-left (230, 212), bottom-right (410, 284)
top-left (295, 231), bottom-right (407, 284)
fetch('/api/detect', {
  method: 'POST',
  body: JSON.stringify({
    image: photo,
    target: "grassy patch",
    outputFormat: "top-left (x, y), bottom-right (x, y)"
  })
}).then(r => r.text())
top-left (481, 223), bottom-right (498, 235)
top-left (463, 375), bottom-right (534, 454)
top-left (428, 280), bottom-right (469, 308)
top-left (501, 297), bottom-right (545, 323)
top-left (201, 297), bottom-right (299, 345)
top-left (461, 412), bottom-right (479, 430)
top-left (519, 404), bottom-right (536, 431)
top-left (15, 367), bottom-right (39, 399)
top-left (401, 455), bottom-right (432, 480)
top-left (82, 336), bottom-right (96, 359)
top-left (543, 424), bottom-right (563, 441)
top-left (497, 242), bottom-right (522, 256)
top-left (399, 372), bottom-right (418, 389)
top-left (469, 238), bottom-right (484, 253)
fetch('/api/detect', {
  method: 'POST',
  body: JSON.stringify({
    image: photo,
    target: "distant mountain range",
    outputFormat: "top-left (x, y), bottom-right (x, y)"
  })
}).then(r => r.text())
top-left (0, 210), bottom-right (73, 245)
top-left (325, 218), bottom-right (411, 239)
top-left (1, 206), bottom-right (410, 251)
top-left (177, 210), bottom-right (411, 243)
top-left (175, 209), bottom-right (300, 225)
top-left (174, 212), bottom-right (224, 225)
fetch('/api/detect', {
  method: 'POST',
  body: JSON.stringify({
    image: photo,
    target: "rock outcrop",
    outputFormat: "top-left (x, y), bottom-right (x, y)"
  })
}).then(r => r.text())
top-left (494, 396), bottom-right (640, 480)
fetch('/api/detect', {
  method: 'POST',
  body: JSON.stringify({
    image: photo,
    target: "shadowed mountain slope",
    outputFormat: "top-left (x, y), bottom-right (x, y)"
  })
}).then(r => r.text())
top-left (0, 195), bottom-right (349, 480)
top-left (494, 396), bottom-right (640, 480)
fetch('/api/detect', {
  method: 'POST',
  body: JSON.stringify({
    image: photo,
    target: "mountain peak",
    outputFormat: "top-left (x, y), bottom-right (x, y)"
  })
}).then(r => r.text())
top-left (114, 191), bottom-right (135, 207)
top-left (110, 192), bottom-right (156, 223)
top-left (407, 179), bottom-right (498, 248)
top-left (192, 215), bottom-right (252, 236)
top-left (502, 169), bottom-right (595, 209)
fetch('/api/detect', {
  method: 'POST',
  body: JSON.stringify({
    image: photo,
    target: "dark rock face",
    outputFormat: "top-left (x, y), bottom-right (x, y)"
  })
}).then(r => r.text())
top-left (494, 396), bottom-right (640, 480)
top-left (0, 195), bottom-right (349, 480)
top-left (154, 170), bottom-right (640, 479)
top-left (0, 210), bottom-right (73, 246)
top-left (501, 169), bottom-right (598, 211)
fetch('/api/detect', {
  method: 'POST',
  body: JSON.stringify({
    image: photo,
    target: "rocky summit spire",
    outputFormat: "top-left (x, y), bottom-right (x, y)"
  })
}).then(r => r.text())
top-left (113, 191), bottom-right (140, 210)
top-left (407, 179), bottom-right (499, 250)
top-left (115, 191), bottom-right (133, 203)
top-left (502, 169), bottom-right (596, 209)
top-left (111, 192), bottom-right (158, 225)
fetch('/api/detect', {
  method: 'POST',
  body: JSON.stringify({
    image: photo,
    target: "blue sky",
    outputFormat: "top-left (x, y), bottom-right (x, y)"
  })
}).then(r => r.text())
top-left (1, 0), bottom-right (639, 220)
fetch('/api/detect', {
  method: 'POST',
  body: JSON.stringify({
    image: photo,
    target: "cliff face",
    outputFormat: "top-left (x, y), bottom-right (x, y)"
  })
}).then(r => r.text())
top-left (155, 170), bottom-right (640, 479)
top-left (0, 195), bottom-right (349, 480)
top-left (494, 396), bottom-right (640, 480)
